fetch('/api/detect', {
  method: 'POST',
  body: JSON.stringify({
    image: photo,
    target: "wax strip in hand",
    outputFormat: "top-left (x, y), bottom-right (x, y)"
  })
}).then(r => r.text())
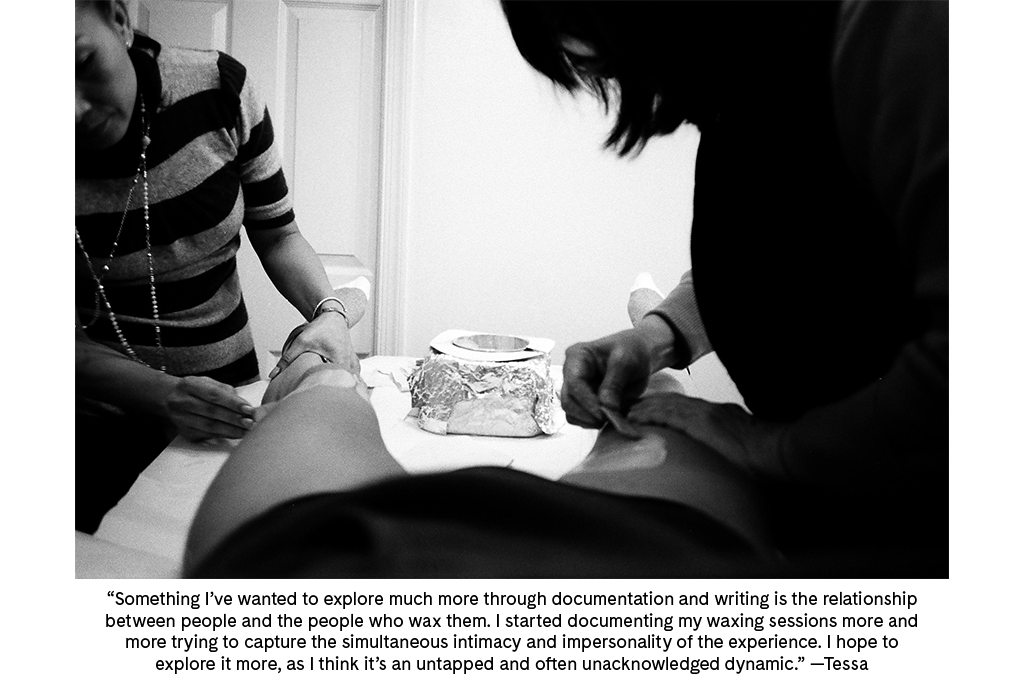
top-left (600, 405), bottom-right (642, 440)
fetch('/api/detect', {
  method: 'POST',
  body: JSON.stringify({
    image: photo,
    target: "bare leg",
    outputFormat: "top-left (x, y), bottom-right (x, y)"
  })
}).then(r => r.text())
top-left (560, 425), bottom-right (776, 557)
top-left (184, 379), bottom-right (403, 571)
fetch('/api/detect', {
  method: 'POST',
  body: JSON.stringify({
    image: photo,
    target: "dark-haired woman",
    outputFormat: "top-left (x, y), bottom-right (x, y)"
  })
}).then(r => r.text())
top-left (75, 0), bottom-right (362, 532)
top-left (503, 0), bottom-right (948, 567)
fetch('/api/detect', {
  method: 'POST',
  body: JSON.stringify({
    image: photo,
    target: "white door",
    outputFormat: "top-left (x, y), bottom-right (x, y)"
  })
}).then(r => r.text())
top-left (133, 0), bottom-right (387, 370)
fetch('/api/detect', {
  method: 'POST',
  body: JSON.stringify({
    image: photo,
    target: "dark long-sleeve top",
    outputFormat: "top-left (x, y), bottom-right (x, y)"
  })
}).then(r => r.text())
top-left (650, 1), bottom-right (948, 491)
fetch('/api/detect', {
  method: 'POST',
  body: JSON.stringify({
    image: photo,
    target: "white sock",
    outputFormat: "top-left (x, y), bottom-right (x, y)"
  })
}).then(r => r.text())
top-left (627, 273), bottom-right (664, 328)
top-left (333, 276), bottom-right (370, 326)
top-left (630, 272), bottom-right (663, 296)
top-left (337, 276), bottom-right (371, 299)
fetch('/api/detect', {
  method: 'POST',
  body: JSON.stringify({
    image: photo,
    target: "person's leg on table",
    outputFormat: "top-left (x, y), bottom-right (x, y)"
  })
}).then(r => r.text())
top-left (184, 361), bottom-right (403, 571)
top-left (559, 425), bottom-right (775, 558)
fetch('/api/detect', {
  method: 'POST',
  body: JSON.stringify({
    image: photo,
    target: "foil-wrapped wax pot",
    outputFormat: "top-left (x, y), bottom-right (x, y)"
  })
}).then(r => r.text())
top-left (409, 331), bottom-right (560, 437)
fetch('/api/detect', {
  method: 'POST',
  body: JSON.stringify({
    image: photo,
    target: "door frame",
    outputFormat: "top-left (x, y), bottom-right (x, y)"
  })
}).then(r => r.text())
top-left (375, 0), bottom-right (415, 356)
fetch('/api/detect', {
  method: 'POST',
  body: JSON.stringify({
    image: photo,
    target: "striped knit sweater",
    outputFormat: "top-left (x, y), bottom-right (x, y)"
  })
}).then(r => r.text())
top-left (75, 35), bottom-right (292, 386)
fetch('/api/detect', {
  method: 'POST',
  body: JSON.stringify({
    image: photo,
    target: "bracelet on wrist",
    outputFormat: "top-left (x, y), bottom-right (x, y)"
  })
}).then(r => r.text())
top-left (312, 296), bottom-right (349, 325)
top-left (298, 350), bottom-right (331, 364)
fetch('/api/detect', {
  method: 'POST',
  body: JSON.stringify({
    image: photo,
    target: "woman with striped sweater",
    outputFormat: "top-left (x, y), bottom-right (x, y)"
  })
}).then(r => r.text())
top-left (74, 0), bottom-right (358, 532)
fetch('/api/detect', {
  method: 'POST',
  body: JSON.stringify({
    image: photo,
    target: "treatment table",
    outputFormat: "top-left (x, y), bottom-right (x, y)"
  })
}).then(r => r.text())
top-left (75, 356), bottom-right (764, 578)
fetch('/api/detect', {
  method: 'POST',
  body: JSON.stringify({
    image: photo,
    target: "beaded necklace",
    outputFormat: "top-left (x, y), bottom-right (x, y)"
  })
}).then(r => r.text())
top-left (76, 96), bottom-right (166, 372)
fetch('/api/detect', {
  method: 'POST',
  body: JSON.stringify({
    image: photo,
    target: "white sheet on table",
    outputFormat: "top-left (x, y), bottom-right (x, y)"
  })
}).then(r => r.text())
top-left (89, 382), bottom-right (265, 572)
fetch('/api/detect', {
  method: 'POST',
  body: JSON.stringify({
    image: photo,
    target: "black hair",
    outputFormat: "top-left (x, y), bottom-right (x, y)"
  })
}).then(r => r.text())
top-left (501, 1), bottom-right (723, 156)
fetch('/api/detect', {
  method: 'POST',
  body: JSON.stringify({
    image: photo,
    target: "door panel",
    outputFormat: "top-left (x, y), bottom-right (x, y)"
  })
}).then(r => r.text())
top-left (146, 0), bottom-right (230, 51)
top-left (137, 0), bottom-right (381, 368)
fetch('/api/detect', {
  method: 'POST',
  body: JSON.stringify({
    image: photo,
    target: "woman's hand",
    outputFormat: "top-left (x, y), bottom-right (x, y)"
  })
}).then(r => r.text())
top-left (247, 219), bottom-right (367, 378)
top-left (271, 311), bottom-right (360, 380)
top-left (561, 328), bottom-right (655, 428)
top-left (628, 393), bottom-right (786, 479)
top-left (162, 375), bottom-right (256, 441)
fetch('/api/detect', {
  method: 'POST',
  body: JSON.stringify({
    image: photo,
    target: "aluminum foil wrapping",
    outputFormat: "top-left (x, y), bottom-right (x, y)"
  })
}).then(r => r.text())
top-left (409, 350), bottom-right (559, 437)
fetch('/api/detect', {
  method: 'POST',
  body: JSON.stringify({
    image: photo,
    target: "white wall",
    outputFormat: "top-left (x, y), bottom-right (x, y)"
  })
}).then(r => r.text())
top-left (399, 0), bottom-right (742, 404)
top-left (402, 0), bottom-right (695, 366)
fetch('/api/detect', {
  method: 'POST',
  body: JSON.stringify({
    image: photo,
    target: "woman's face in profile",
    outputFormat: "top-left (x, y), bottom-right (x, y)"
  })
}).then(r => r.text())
top-left (75, 3), bottom-right (136, 150)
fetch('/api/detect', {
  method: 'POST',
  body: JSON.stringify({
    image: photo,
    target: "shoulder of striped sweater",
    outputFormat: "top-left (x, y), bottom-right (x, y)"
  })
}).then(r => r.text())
top-left (157, 46), bottom-right (235, 103)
